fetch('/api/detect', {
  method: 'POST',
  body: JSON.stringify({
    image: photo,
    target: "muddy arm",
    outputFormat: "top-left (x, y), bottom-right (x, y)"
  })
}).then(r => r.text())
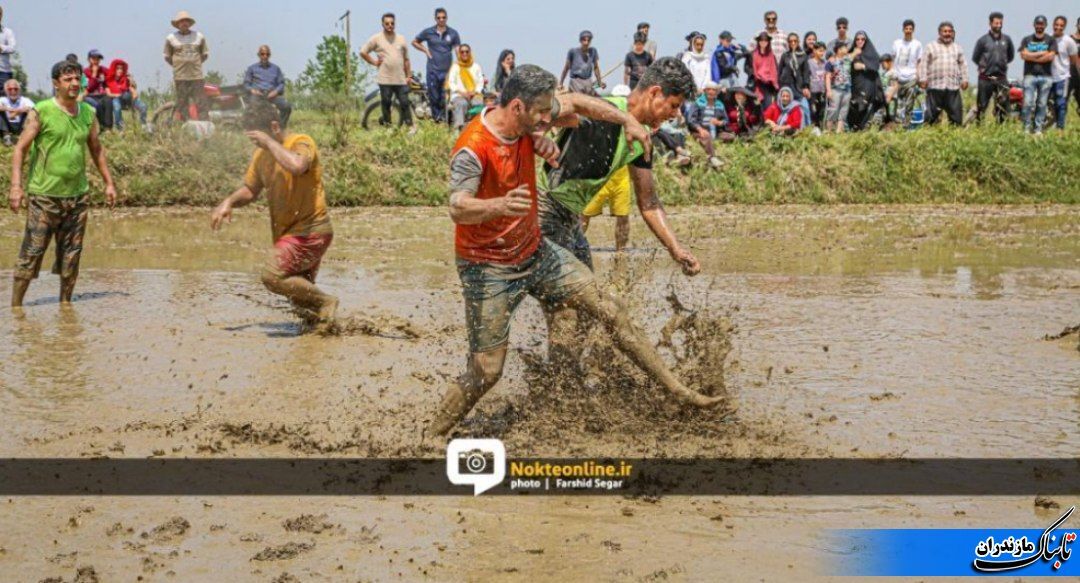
top-left (629, 165), bottom-right (700, 275)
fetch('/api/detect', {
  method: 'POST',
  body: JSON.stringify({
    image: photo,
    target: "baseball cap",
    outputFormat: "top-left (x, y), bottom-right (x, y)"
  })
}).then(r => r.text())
top-left (720, 31), bottom-right (733, 39)
top-left (88, 49), bottom-right (103, 59)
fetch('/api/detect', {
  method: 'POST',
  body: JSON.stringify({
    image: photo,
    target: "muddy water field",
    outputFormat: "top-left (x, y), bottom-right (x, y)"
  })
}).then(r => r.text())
top-left (0, 205), bottom-right (1077, 581)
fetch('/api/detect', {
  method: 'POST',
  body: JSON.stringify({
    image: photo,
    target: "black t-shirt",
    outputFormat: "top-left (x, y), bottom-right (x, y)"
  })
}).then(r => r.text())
top-left (544, 111), bottom-right (652, 190)
top-left (624, 51), bottom-right (654, 88)
top-left (1020, 34), bottom-right (1058, 77)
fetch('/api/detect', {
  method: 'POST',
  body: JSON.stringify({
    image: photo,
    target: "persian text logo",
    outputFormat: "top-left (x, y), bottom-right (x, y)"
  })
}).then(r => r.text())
top-left (446, 438), bottom-right (506, 496)
top-left (973, 506), bottom-right (1076, 573)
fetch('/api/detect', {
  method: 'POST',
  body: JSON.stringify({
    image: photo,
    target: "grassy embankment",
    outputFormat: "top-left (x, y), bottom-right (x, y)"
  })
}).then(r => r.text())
top-left (0, 109), bottom-right (1076, 206)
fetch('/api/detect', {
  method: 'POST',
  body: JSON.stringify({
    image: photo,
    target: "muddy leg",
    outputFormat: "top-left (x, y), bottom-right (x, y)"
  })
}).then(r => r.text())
top-left (59, 276), bottom-right (77, 303)
top-left (261, 269), bottom-right (338, 329)
top-left (615, 216), bottom-right (630, 251)
top-left (11, 277), bottom-right (30, 308)
top-left (565, 285), bottom-right (730, 408)
top-left (429, 346), bottom-right (508, 436)
top-left (543, 305), bottom-right (586, 378)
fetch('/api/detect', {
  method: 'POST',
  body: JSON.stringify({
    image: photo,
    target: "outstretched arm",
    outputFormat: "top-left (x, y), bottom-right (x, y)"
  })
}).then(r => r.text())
top-left (628, 165), bottom-right (699, 276)
top-left (211, 185), bottom-right (260, 230)
top-left (553, 92), bottom-right (651, 161)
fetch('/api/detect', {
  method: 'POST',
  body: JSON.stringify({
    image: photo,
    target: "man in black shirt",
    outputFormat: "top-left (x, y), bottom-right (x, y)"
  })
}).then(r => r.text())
top-left (972, 11), bottom-right (1015, 123)
top-left (1019, 15), bottom-right (1058, 134)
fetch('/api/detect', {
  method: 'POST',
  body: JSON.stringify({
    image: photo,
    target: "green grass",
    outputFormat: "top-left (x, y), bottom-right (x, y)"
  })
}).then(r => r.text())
top-left (1, 108), bottom-right (1076, 206)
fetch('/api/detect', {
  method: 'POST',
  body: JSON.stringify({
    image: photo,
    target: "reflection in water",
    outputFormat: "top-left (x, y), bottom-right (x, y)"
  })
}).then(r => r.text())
top-left (6, 306), bottom-right (90, 421)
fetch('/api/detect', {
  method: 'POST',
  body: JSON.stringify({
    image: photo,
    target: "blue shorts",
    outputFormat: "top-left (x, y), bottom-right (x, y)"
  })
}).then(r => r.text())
top-left (457, 238), bottom-right (593, 353)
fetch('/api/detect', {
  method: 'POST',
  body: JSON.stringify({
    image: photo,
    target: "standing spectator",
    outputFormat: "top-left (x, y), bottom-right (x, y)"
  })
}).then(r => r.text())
top-left (1071, 17), bottom-right (1080, 116)
top-left (848, 31), bottom-right (883, 131)
top-left (685, 81), bottom-right (725, 169)
top-left (412, 7), bottom-right (460, 124)
top-left (1019, 16), bottom-right (1057, 134)
top-left (561, 30), bottom-right (603, 95)
top-left (971, 12), bottom-right (1015, 124)
top-left (83, 49), bottom-right (112, 131)
top-left (807, 42), bottom-right (828, 129)
top-left (681, 33), bottom-right (711, 92)
top-left (917, 21), bottom-right (968, 127)
top-left (880, 54), bottom-right (898, 124)
top-left (711, 31), bottom-right (744, 89)
top-left (803, 31), bottom-right (818, 55)
top-left (746, 32), bottom-right (779, 108)
top-left (1049, 16), bottom-right (1078, 129)
top-left (361, 12), bottom-right (413, 131)
top-left (624, 33), bottom-right (654, 90)
top-left (825, 41), bottom-right (853, 132)
top-left (891, 19), bottom-right (923, 126)
top-left (9, 60), bottom-right (117, 308)
top-left (761, 10), bottom-right (786, 62)
top-left (164, 11), bottom-right (209, 121)
top-left (447, 44), bottom-right (484, 131)
top-left (105, 59), bottom-right (149, 132)
top-left (764, 86), bottom-right (804, 135)
top-left (0, 7), bottom-right (14, 85)
top-left (491, 49), bottom-right (515, 96)
top-left (829, 17), bottom-right (853, 53)
top-left (778, 33), bottom-right (811, 124)
top-left (0, 78), bottom-right (31, 145)
top-left (634, 22), bottom-right (658, 59)
top-left (244, 45), bottom-right (291, 127)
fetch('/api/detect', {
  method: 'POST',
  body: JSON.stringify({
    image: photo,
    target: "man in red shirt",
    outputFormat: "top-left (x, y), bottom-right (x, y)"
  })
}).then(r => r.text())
top-left (430, 65), bottom-right (728, 436)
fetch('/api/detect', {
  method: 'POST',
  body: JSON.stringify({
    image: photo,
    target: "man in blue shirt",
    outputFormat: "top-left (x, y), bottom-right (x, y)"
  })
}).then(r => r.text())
top-left (244, 45), bottom-right (291, 127)
top-left (412, 7), bottom-right (460, 123)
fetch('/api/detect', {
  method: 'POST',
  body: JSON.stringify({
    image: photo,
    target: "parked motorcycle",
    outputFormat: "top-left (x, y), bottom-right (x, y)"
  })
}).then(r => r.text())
top-left (151, 83), bottom-right (250, 128)
top-left (361, 73), bottom-right (432, 129)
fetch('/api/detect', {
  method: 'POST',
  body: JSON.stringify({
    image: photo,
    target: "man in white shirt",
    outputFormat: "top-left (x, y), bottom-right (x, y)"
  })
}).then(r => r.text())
top-left (891, 19), bottom-right (923, 126)
top-left (1050, 15), bottom-right (1079, 129)
top-left (447, 44), bottom-right (485, 131)
top-left (0, 78), bottom-right (32, 146)
top-left (0, 7), bottom-right (15, 85)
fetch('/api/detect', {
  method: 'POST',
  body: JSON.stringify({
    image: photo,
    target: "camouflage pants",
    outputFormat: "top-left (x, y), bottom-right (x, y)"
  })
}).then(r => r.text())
top-left (14, 195), bottom-right (90, 280)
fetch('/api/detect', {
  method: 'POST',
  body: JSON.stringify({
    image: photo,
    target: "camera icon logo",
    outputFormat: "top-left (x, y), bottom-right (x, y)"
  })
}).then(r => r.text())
top-left (446, 438), bottom-right (506, 496)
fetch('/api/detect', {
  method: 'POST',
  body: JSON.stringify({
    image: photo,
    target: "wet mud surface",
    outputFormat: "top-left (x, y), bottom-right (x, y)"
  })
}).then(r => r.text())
top-left (0, 205), bottom-right (1076, 580)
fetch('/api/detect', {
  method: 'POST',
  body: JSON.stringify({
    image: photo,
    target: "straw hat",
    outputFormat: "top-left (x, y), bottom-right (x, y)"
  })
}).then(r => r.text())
top-left (171, 11), bottom-right (195, 28)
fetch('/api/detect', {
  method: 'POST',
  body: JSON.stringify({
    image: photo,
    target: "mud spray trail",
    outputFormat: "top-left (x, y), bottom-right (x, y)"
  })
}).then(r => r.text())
top-left (0, 205), bottom-right (1076, 580)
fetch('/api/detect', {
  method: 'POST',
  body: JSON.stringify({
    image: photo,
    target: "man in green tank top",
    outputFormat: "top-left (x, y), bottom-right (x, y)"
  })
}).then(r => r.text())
top-left (9, 60), bottom-right (117, 308)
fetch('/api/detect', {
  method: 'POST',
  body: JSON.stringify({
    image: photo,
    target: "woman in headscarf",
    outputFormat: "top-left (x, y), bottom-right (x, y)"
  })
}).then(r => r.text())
top-left (744, 31), bottom-right (779, 108)
top-left (680, 32), bottom-right (711, 92)
top-left (447, 44), bottom-right (485, 131)
top-left (778, 32), bottom-right (812, 123)
top-left (491, 49), bottom-right (515, 96)
top-left (720, 86), bottom-right (762, 142)
top-left (846, 30), bottom-right (883, 131)
top-left (763, 86), bottom-right (804, 135)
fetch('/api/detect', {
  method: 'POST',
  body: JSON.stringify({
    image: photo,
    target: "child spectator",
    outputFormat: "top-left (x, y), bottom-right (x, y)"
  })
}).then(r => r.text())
top-left (826, 42), bottom-right (853, 132)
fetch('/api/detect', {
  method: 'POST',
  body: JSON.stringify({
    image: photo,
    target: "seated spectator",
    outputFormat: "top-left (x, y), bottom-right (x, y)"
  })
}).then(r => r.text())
top-left (244, 45), bottom-right (291, 127)
top-left (0, 78), bottom-right (32, 145)
top-left (720, 86), bottom-right (762, 142)
top-left (764, 86), bottom-right (804, 135)
top-left (105, 59), bottom-right (149, 132)
top-left (84, 49), bottom-right (112, 130)
top-left (652, 116), bottom-right (693, 167)
top-left (448, 44), bottom-right (484, 130)
top-left (491, 49), bottom-right (515, 96)
top-left (685, 81), bottom-right (726, 169)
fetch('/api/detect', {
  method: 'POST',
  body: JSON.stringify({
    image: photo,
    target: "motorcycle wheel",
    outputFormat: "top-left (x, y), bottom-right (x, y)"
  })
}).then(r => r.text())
top-left (363, 101), bottom-right (416, 129)
top-left (151, 102), bottom-right (179, 129)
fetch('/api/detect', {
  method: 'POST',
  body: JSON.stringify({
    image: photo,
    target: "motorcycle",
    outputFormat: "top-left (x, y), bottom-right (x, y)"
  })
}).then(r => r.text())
top-left (151, 83), bottom-right (250, 129)
top-left (361, 72), bottom-right (432, 129)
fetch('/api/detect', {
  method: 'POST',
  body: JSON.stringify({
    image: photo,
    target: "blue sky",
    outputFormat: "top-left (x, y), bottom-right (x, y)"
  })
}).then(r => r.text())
top-left (8, 1), bottom-right (1078, 93)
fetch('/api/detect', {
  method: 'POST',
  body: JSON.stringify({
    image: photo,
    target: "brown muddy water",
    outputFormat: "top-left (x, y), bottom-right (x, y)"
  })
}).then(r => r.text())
top-left (0, 205), bottom-right (1076, 581)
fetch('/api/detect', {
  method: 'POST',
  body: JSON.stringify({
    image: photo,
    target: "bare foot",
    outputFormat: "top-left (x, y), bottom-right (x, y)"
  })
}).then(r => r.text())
top-left (313, 296), bottom-right (339, 334)
top-left (429, 385), bottom-right (468, 437)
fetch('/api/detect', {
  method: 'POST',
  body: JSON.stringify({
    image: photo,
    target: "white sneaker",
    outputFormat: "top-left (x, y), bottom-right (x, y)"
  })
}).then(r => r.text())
top-left (407, 125), bottom-right (418, 136)
top-left (708, 156), bottom-right (724, 169)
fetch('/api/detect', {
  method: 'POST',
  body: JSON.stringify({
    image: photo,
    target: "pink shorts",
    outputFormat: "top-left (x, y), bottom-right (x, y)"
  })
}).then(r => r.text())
top-left (270, 233), bottom-right (333, 281)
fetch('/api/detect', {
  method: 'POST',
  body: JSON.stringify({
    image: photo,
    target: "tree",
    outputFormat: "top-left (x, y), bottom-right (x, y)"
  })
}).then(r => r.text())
top-left (204, 70), bottom-right (225, 86)
top-left (296, 35), bottom-right (364, 95)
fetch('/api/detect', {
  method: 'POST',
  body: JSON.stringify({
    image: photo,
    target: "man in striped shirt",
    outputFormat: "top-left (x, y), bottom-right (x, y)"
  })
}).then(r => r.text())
top-left (917, 21), bottom-right (969, 126)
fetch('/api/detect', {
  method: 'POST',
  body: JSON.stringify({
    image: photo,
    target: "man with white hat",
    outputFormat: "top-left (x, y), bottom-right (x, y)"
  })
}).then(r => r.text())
top-left (164, 10), bottom-right (209, 121)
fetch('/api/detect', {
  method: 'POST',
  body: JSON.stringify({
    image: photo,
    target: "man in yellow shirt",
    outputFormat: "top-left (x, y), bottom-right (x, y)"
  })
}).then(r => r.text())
top-left (210, 99), bottom-right (337, 331)
top-left (581, 166), bottom-right (632, 251)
